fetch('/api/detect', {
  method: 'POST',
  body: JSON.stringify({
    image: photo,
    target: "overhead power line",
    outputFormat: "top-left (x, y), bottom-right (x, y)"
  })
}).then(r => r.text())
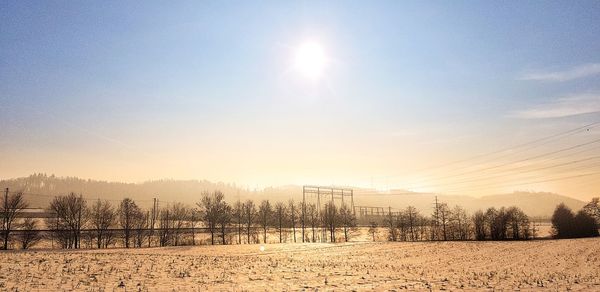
top-left (365, 121), bottom-right (600, 182)
top-left (411, 137), bottom-right (600, 187)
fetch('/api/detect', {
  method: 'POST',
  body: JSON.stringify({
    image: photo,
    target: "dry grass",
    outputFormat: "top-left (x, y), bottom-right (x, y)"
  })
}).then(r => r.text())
top-left (1, 238), bottom-right (599, 291)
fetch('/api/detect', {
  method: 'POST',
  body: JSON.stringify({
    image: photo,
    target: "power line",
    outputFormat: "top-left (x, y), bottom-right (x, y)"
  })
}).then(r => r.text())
top-left (354, 170), bottom-right (600, 196)
top-left (364, 121), bottom-right (600, 182)
top-left (443, 170), bottom-right (600, 194)
top-left (410, 137), bottom-right (600, 188)
top-left (435, 161), bottom-right (600, 194)
top-left (414, 155), bottom-right (600, 189)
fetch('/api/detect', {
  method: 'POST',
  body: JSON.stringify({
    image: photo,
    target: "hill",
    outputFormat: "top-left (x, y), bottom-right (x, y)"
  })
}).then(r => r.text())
top-left (0, 174), bottom-right (587, 217)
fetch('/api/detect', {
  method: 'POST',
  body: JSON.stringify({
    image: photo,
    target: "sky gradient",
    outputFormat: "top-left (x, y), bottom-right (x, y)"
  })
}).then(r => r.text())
top-left (1, 1), bottom-right (600, 199)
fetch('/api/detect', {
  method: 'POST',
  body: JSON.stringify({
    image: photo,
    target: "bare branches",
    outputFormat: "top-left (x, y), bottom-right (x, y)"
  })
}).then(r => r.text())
top-left (257, 200), bottom-right (272, 244)
top-left (339, 203), bottom-right (356, 242)
top-left (18, 218), bottom-right (41, 249)
top-left (90, 200), bottom-right (116, 248)
top-left (243, 200), bottom-right (256, 244)
top-left (118, 198), bottom-right (142, 248)
top-left (47, 193), bottom-right (87, 249)
top-left (1, 190), bottom-right (28, 249)
top-left (198, 191), bottom-right (229, 245)
top-left (274, 202), bottom-right (287, 243)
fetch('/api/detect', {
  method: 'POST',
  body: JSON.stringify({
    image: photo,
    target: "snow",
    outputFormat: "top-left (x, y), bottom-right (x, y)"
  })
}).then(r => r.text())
top-left (1, 238), bottom-right (599, 291)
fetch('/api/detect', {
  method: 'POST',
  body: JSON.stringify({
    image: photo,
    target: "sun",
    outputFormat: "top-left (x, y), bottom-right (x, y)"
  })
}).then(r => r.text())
top-left (293, 41), bottom-right (328, 80)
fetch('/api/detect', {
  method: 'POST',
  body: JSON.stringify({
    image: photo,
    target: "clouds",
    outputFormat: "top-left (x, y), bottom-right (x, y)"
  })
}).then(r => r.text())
top-left (512, 63), bottom-right (600, 119)
top-left (511, 93), bottom-right (600, 119)
top-left (519, 63), bottom-right (600, 82)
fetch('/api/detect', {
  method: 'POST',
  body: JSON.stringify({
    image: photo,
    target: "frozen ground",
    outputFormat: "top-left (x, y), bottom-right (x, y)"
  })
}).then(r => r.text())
top-left (1, 238), bottom-right (599, 291)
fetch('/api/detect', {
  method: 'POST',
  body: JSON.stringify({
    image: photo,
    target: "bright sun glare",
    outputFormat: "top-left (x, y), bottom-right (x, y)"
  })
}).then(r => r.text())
top-left (293, 41), bottom-right (328, 79)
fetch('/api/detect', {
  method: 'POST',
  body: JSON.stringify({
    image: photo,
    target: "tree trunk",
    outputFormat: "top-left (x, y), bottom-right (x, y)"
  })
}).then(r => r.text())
top-left (344, 227), bottom-right (348, 242)
top-left (247, 226), bottom-right (250, 244)
top-left (222, 225), bottom-right (226, 245)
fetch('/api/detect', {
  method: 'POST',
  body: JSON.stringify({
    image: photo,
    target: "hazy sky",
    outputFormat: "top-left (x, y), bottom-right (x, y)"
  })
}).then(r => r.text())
top-left (1, 1), bottom-right (600, 199)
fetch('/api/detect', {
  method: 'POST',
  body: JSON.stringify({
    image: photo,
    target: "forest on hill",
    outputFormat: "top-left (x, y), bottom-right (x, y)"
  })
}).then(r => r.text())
top-left (0, 173), bottom-right (587, 217)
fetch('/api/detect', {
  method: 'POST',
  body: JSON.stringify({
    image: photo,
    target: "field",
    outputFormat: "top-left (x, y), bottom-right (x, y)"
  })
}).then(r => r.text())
top-left (1, 238), bottom-right (599, 291)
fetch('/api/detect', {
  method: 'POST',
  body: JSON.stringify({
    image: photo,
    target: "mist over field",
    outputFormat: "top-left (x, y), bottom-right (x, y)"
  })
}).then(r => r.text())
top-left (0, 174), bottom-right (587, 218)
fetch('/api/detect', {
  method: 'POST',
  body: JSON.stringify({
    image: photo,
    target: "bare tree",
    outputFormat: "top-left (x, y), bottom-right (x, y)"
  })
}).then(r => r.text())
top-left (450, 205), bottom-right (470, 240)
top-left (170, 203), bottom-right (188, 246)
top-left (18, 218), bottom-right (42, 249)
top-left (244, 200), bottom-right (256, 244)
top-left (384, 208), bottom-right (397, 241)
top-left (158, 208), bottom-right (172, 246)
top-left (300, 200), bottom-right (306, 242)
top-left (574, 210), bottom-right (599, 238)
top-left (583, 197), bottom-right (600, 224)
top-left (550, 203), bottom-right (598, 239)
top-left (473, 210), bottom-right (486, 240)
top-left (416, 213), bottom-right (428, 241)
top-left (275, 202), bottom-right (287, 243)
top-left (218, 202), bottom-right (232, 245)
top-left (395, 212), bottom-right (408, 241)
top-left (118, 198), bottom-right (141, 248)
top-left (48, 193), bottom-right (87, 249)
top-left (506, 206), bottom-right (529, 240)
top-left (189, 207), bottom-right (200, 245)
top-left (90, 200), bottom-right (115, 248)
top-left (307, 203), bottom-right (318, 242)
top-left (485, 207), bottom-right (509, 240)
top-left (485, 207), bottom-right (500, 240)
top-left (133, 210), bottom-right (148, 247)
top-left (437, 203), bottom-right (450, 241)
top-left (476, 206), bottom-right (529, 241)
top-left (1, 190), bottom-right (28, 249)
top-left (233, 200), bottom-right (243, 244)
top-left (405, 206), bottom-right (418, 241)
top-left (288, 200), bottom-right (298, 243)
top-left (323, 201), bottom-right (338, 242)
top-left (257, 200), bottom-right (272, 244)
top-left (198, 191), bottom-right (224, 245)
top-left (368, 221), bottom-right (378, 241)
top-left (339, 203), bottom-right (356, 242)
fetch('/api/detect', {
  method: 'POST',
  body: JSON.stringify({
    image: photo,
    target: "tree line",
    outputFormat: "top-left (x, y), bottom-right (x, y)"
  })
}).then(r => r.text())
top-left (0, 190), bottom-right (358, 249)
top-left (380, 202), bottom-right (532, 242)
top-left (2, 189), bottom-right (599, 250)
top-left (551, 199), bottom-right (600, 239)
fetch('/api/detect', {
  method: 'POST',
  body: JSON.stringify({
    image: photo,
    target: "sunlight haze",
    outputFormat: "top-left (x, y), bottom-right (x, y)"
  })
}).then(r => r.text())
top-left (1, 1), bottom-right (600, 201)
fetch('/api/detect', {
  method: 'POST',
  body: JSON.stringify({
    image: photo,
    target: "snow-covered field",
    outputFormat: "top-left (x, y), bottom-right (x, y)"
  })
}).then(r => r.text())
top-left (1, 238), bottom-right (599, 291)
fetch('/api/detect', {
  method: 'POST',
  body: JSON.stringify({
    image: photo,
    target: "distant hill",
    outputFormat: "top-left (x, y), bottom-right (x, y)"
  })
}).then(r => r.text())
top-left (0, 174), bottom-right (587, 217)
top-left (346, 190), bottom-right (586, 218)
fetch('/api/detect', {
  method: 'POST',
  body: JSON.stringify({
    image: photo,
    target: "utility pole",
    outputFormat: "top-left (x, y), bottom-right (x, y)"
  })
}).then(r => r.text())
top-left (3, 188), bottom-right (8, 249)
top-left (434, 196), bottom-right (440, 241)
top-left (149, 197), bottom-right (157, 247)
top-left (302, 186), bottom-right (305, 243)
top-left (331, 188), bottom-right (334, 204)
top-left (351, 189), bottom-right (355, 215)
top-left (77, 194), bottom-right (82, 249)
top-left (3, 188), bottom-right (8, 226)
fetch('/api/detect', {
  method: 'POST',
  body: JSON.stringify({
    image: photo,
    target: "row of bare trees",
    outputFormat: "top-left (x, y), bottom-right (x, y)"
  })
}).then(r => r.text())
top-left (472, 206), bottom-right (531, 240)
top-left (1, 190), bottom-right (358, 249)
top-left (381, 203), bottom-right (532, 242)
top-left (200, 191), bottom-right (358, 245)
top-left (12, 190), bottom-right (597, 249)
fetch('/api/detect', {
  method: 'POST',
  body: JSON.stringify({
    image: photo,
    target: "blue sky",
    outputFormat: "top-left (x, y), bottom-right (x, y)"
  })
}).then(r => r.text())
top-left (1, 1), bottom-right (600, 198)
